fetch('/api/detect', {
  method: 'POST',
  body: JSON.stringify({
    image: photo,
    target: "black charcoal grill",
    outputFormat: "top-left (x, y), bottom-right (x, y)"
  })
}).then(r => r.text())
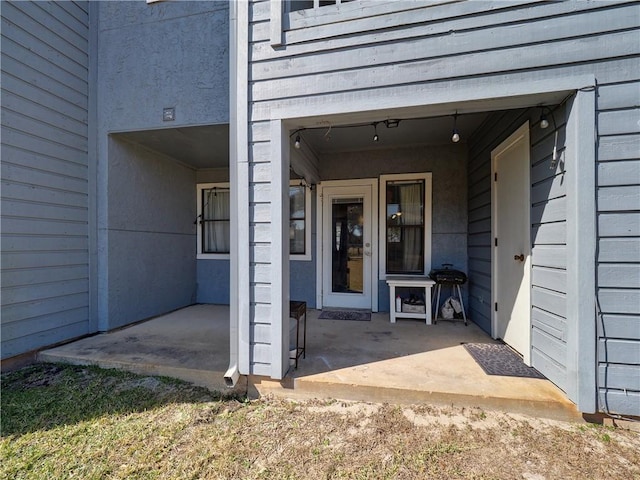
top-left (429, 265), bottom-right (467, 285)
top-left (429, 264), bottom-right (468, 325)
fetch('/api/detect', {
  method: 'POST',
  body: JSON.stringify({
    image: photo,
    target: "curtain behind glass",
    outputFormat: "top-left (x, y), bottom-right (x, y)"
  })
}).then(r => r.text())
top-left (400, 183), bottom-right (423, 272)
top-left (289, 186), bottom-right (305, 254)
top-left (203, 190), bottom-right (230, 253)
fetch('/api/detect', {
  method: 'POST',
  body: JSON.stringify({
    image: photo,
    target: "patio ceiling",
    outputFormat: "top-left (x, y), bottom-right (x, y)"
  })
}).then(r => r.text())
top-left (291, 89), bottom-right (572, 155)
top-left (297, 112), bottom-right (490, 155)
top-left (113, 90), bottom-right (569, 169)
top-left (115, 115), bottom-right (487, 170)
top-left (115, 124), bottom-right (229, 169)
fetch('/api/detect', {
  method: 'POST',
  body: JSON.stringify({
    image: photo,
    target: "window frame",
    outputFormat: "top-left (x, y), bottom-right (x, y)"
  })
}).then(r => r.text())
top-left (196, 182), bottom-right (312, 261)
top-left (197, 182), bottom-right (230, 260)
top-left (289, 180), bottom-right (312, 261)
top-left (286, 0), bottom-right (354, 14)
top-left (378, 173), bottom-right (432, 278)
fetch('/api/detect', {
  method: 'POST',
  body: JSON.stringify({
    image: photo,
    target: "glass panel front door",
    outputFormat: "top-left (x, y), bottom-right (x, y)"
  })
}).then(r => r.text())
top-left (331, 198), bottom-right (364, 294)
top-left (321, 183), bottom-right (373, 310)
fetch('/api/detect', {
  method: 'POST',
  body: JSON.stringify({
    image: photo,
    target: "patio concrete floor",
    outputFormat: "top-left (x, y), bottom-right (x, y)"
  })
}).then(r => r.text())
top-left (39, 304), bottom-right (581, 421)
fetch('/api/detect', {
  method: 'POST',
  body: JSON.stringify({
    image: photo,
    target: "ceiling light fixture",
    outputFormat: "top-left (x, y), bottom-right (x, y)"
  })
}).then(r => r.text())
top-left (372, 122), bottom-right (379, 142)
top-left (384, 119), bottom-right (400, 129)
top-left (539, 113), bottom-right (550, 129)
top-left (539, 106), bottom-right (556, 131)
top-left (294, 134), bottom-right (301, 149)
top-left (537, 106), bottom-right (559, 170)
top-left (451, 112), bottom-right (460, 143)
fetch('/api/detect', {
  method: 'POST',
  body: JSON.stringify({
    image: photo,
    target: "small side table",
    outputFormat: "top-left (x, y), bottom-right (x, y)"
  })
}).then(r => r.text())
top-left (386, 276), bottom-right (435, 325)
top-left (289, 300), bottom-right (307, 368)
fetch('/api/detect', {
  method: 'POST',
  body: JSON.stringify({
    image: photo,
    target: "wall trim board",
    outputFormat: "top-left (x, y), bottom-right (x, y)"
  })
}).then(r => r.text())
top-left (88, 0), bottom-right (99, 333)
top-left (267, 75), bottom-right (595, 125)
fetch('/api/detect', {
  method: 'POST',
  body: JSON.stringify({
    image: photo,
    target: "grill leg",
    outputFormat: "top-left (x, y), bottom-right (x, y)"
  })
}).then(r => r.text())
top-left (455, 284), bottom-right (468, 326)
top-left (433, 284), bottom-right (442, 324)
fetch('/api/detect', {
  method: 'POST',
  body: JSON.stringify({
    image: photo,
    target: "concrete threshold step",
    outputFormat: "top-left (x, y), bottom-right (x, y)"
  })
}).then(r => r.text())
top-left (250, 375), bottom-right (582, 422)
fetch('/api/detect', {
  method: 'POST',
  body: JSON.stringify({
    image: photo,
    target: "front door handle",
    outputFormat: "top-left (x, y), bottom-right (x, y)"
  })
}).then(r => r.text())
top-left (514, 254), bottom-right (525, 261)
top-left (364, 250), bottom-right (372, 257)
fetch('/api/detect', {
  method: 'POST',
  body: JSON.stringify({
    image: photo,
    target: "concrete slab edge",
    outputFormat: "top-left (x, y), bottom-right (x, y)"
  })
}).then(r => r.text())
top-left (37, 352), bottom-right (247, 397)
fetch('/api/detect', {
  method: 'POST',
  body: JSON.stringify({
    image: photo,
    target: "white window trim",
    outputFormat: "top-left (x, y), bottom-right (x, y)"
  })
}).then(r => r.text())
top-left (283, 1), bottom-right (371, 29)
top-left (378, 173), bottom-right (432, 279)
top-left (196, 182), bottom-right (311, 261)
top-left (197, 182), bottom-right (230, 260)
top-left (289, 180), bottom-right (312, 261)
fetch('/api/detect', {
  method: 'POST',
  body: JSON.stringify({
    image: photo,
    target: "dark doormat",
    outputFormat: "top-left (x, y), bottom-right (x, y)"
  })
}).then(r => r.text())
top-left (463, 343), bottom-right (546, 379)
top-left (318, 309), bottom-right (371, 321)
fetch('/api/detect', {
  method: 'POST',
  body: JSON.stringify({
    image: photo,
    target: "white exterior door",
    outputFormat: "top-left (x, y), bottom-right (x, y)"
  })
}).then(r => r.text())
top-left (320, 182), bottom-right (375, 309)
top-left (492, 122), bottom-right (532, 365)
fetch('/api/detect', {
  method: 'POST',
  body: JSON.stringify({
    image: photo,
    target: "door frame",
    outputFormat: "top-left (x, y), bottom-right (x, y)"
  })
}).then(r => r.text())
top-left (316, 179), bottom-right (379, 311)
top-left (491, 121), bottom-right (532, 365)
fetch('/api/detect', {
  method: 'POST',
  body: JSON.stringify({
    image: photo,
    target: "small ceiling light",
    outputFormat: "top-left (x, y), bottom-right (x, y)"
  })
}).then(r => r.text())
top-left (372, 122), bottom-right (379, 142)
top-left (294, 134), bottom-right (301, 149)
top-left (384, 119), bottom-right (400, 129)
top-left (540, 113), bottom-right (549, 129)
top-left (451, 112), bottom-right (460, 143)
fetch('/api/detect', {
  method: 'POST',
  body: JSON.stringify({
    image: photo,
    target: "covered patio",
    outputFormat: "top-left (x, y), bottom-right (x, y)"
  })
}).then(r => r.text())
top-left (39, 305), bottom-right (580, 420)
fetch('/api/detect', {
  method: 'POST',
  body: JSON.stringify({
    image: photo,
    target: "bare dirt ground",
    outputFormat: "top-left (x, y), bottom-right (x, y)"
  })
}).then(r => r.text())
top-left (2, 364), bottom-right (639, 479)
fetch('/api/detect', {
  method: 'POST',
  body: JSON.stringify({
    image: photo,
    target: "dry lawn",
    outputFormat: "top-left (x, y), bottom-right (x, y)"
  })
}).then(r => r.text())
top-left (1, 363), bottom-right (639, 479)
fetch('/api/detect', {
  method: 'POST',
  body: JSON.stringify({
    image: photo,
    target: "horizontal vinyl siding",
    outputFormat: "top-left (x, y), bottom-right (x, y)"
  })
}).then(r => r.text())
top-left (248, 0), bottom-right (639, 394)
top-left (530, 102), bottom-right (569, 391)
top-left (249, 1), bottom-right (639, 120)
top-left (467, 109), bottom-right (532, 335)
top-left (1, 1), bottom-right (90, 359)
top-left (596, 78), bottom-right (640, 417)
top-left (466, 104), bottom-right (570, 395)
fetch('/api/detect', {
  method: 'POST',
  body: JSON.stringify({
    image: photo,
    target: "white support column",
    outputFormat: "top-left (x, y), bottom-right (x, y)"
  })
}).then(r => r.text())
top-left (270, 119), bottom-right (290, 379)
top-left (565, 85), bottom-right (597, 413)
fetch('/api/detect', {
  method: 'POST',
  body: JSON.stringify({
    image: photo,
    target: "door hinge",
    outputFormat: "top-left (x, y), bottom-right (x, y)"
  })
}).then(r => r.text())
top-left (494, 172), bottom-right (498, 181)
top-left (494, 302), bottom-right (498, 312)
top-left (494, 237), bottom-right (498, 247)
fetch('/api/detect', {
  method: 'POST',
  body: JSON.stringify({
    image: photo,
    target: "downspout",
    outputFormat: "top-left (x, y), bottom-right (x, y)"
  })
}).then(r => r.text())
top-left (224, 0), bottom-right (240, 388)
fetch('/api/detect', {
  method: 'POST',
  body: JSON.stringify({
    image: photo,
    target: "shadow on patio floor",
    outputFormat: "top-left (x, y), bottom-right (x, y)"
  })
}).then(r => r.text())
top-left (39, 305), bottom-right (581, 420)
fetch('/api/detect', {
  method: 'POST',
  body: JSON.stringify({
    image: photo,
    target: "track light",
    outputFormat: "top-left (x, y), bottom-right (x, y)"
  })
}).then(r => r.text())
top-left (537, 106), bottom-right (559, 169)
top-left (539, 106), bottom-right (556, 130)
top-left (539, 115), bottom-right (549, 129)
top-left (451, 113), bottom-right (460, 143)
top-left (372, 122), bottom-right (379, 142)
top-left (294, 134), bottom-right (301, 149)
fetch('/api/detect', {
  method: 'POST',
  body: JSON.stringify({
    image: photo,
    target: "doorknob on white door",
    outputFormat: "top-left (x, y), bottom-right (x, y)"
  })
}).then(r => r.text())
top-left (364, 250), bottom-right (372, 256)
top-left (514, 254), bottom-right (525, 261)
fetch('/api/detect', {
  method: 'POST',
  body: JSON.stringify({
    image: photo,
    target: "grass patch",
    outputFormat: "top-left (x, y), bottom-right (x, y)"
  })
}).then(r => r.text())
top-left (2, 363), bottom-right (640, 480)
top-left (1, 363), bottom-right (222, 436)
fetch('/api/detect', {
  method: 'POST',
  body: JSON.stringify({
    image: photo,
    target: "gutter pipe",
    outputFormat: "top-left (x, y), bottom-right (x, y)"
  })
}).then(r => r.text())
top-left (224, 0), bottom-right (240, 388)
